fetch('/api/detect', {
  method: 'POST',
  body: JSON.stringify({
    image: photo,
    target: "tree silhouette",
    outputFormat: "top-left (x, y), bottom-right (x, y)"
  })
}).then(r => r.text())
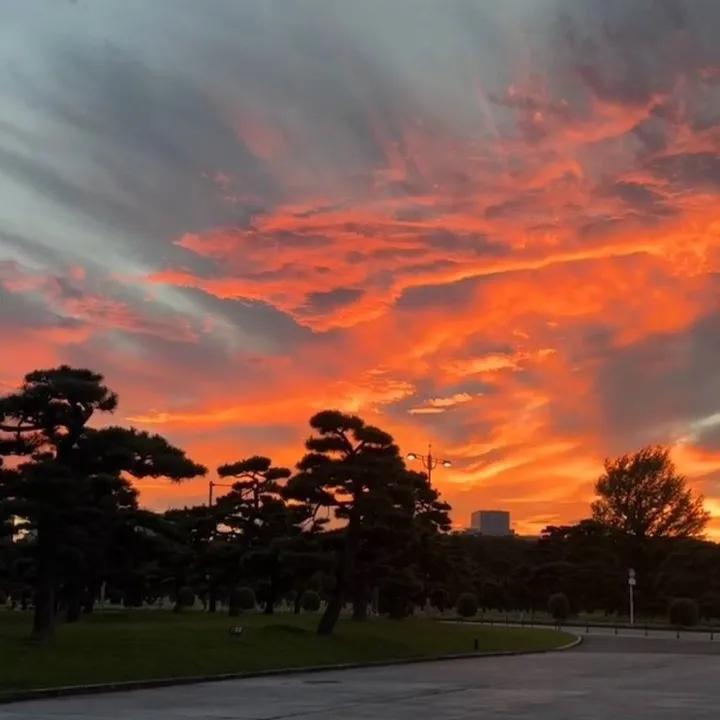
top-left (592, 446), bottom-right (709, 541)
top-left (216, 456), bottom-right (297, 614)
top-left (285, 410), bottom-right (405, 635)
top-left (0, 366), bottom-right (206, 642)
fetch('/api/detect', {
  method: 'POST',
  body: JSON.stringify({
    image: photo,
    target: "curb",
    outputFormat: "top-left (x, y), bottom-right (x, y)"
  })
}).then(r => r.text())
top-left (0, 635), bottom-right (582, 705)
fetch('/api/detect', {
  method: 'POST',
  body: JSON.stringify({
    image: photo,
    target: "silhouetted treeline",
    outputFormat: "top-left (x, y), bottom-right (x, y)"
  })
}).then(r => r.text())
top-left (0, 366), bottom-right (714, 643)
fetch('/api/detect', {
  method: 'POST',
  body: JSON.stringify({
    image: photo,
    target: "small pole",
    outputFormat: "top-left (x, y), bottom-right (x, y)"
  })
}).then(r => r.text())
top-left (474, 638), bottom-right (479, 651)
top-left (208, 480), bottom-right (214, 507)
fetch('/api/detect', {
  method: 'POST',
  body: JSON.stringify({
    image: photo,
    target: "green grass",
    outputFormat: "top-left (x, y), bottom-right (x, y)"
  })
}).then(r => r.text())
top-left (0, 611), bottom-right (574, 693)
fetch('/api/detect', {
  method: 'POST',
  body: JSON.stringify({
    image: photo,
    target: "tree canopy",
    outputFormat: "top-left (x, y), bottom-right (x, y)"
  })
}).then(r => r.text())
top-left (592, 445), bottom-right (709, 540)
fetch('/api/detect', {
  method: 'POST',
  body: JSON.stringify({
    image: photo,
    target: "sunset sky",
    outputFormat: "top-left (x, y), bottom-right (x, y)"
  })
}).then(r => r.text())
top-left (2, 0), bottom-right (720, 534)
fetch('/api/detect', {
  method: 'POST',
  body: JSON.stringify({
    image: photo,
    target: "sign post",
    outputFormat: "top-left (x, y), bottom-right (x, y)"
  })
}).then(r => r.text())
top-left (628, 568), bottom-right (636, 626)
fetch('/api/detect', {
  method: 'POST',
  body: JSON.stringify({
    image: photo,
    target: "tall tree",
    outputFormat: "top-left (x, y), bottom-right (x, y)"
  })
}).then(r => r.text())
top-left (370, 469), bottom-right (451, 619)
top-left (285, 410), bottom-right (406, 635)
top-left (0, 366), bottom-right (206, 642)
top-left (591, 445), bottom-right (709, 540)
top-left (216, 456), bottom-right (297, 614)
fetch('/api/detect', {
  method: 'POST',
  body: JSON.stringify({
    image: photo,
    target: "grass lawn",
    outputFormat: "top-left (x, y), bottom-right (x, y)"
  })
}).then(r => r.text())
top-left (0, 611), bottom-right (574, 693)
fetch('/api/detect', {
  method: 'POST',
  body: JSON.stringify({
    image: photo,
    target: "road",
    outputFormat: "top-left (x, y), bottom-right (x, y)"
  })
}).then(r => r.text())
top-left (2, 633), bottom-right (720, 719)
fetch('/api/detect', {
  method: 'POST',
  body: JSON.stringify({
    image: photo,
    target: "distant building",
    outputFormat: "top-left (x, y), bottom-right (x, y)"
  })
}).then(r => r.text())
top-left (470, 510), bottom-right (511, 536)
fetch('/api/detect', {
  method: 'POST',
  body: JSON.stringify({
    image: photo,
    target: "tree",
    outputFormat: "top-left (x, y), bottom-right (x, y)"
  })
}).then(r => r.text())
top-left (285, 410), bottom-right (406, 635)
top-left (0, 366), bottom-right (206, 642)
top-left (216, 456), bottom-right (298, 614)
top-left (591, 446), bottom-right (709, 540)
top-left (374, 469), bottom-right (452, 619)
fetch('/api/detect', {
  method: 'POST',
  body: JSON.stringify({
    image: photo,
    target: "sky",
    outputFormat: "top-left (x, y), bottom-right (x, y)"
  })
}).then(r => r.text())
top-left (2, 0), bottom-right (720, 535)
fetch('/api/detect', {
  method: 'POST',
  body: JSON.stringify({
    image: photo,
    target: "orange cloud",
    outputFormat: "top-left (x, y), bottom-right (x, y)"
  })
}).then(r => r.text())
top-left (4, 0), bottom-right (720, 537)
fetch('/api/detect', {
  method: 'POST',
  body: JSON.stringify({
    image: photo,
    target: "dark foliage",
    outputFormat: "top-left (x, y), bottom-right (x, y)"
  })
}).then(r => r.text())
top-left (548, 593), bottom-right (570, 622)
top-left (456, 592), bottom-right (479, 618)
top-left (2, 364), bottom-right (720, 644)
top-left (300, 590), bottom-right (321, 612)
top-left (668, 597), bottom-right (699, 627)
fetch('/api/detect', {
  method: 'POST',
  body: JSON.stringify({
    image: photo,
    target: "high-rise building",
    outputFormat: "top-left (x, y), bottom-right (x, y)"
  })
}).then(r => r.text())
top-left (470, 510), bottom-right (511, 536)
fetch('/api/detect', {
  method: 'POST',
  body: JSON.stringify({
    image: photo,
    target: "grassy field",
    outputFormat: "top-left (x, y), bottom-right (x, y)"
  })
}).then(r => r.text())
top-left (0, 611), bottom-right (574, 693)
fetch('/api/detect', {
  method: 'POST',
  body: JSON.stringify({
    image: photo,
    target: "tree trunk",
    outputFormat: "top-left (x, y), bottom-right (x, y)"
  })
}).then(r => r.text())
top-left (317, 593), bottom-right (343, 635)
top-left (208, 585), bottom-right (218, 614)
top-left (317, 516), bottom-right (360, 636)
top-left (65, 580), bottom-right (82, 623)
top-left (351, 575), bottom-right (368, 621)
top-left (31, 522), bottom-right (57, 643)
top-left (293, 591), bottom-right (303, 614)
top-left (82, 577), bottom-right (100, 615)
top-left (263, 598), bottom-right (275, 615)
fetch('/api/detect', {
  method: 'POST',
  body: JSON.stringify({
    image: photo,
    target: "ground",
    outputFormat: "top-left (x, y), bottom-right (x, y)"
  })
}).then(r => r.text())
top-left (0, 611), bottom-right (571, 692)
top-left (2, 630), bottom-right (719, 719)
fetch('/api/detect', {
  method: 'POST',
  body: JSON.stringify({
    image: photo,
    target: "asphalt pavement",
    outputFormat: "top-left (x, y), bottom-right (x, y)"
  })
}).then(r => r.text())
top-left (2, 632), bottom-right (719, 719)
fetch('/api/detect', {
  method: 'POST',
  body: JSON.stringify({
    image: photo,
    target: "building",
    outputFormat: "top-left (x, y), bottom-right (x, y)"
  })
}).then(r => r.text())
top-left (470, 510), bottom-right (511, 536)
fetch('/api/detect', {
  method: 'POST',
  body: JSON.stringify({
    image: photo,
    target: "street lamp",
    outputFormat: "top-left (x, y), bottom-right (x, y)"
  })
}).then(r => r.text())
top-left (208, 480), bottom-right (234, 506)
top-left (628, 568), bottom-right (636, 626)
top-left (406, 444), bottom-right (452, 483)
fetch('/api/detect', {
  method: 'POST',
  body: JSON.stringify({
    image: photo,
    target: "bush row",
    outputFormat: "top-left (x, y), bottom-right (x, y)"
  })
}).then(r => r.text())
top-left (456, 591), bottom-right (702, 627)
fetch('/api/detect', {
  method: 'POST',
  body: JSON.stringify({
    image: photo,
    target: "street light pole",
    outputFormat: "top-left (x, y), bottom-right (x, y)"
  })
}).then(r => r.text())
top-left (628, 568), bottom-right (636, 626)
top-left (406, 444), bottom-right (452, 484)
top-left (208, 480), bottom-right (233, 506)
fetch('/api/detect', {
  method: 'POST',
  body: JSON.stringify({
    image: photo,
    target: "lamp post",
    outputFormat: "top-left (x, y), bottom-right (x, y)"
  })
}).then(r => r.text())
top-left (208, 480), bottom-right (233, 507)
top-left (406, 444), bottom-right (452, 483)
top-left (628, 568), bottom-right (636, 626)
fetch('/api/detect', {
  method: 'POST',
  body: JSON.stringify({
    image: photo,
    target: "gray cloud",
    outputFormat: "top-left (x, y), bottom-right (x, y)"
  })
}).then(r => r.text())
top-left (3, 0), bottom-right (720, 525)
top-left (592, 307), bottom-right (720, 453)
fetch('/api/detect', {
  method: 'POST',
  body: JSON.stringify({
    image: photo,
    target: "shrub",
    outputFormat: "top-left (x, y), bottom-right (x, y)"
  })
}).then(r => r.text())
top-left (699, 594), bottom-right (720, 621)
top-left (548, 593), bottom-right (570, 622)
top-left (456, 592), bottom-right (478, 618)
top-left (430, 588), bottom-right (449, 613)
top-left (176, 587), bottom-right (195, 611)
top-left (229, 586), bottom-right (256, 615)
top-left (300, 590), bottom-right (321, 612)
top-left (669, 598), bottom-right (699, 627)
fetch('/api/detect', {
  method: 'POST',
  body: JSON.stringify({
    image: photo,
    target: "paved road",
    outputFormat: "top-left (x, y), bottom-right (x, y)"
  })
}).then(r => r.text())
top-left (3, 635), bottom-right (720, 719)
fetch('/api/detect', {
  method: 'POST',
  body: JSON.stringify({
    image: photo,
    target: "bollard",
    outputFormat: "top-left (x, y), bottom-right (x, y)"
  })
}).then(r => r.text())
top-left (676, 628), bottom-right (680, 639)
top-left (644, 623), bottom-right (648, 637)
top-left (585, 623), bottom-right (589, 634)
top-left (712, 627), bottom-right (715, 641)
top-left (614, 625), bottom-right (618, 635)
top-left (474, 638), bottom-right (479, 651)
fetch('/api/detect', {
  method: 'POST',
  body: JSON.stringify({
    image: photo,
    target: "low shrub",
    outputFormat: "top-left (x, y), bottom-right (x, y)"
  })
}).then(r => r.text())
top-left (456, 592), bottom-right (478, 619)
top-left (300, 590), bottom-right (321, 612)
top-left (669, 598), bottom-right (699, 627)
top-left (548, 593), bottom-right (570, 623)
top-left (229, 586), bottom-right (256, 616)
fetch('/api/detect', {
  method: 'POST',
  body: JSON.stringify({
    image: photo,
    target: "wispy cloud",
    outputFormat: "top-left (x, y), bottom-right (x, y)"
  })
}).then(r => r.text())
top-left (3, 0), bottom-right (720, 531)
